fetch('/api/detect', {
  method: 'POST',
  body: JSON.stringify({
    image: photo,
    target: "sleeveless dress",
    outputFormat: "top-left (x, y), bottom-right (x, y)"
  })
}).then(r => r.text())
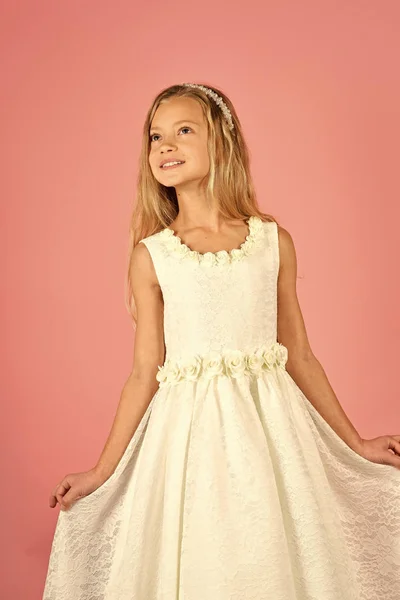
top-left (42, 216), bottom-right (400, 600)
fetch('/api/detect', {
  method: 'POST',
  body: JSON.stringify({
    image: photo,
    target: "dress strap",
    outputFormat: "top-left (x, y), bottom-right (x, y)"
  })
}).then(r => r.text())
top-left (263, 220), bottom-right (280, 278)
top-left (139, 233), bottom-right (167, 289)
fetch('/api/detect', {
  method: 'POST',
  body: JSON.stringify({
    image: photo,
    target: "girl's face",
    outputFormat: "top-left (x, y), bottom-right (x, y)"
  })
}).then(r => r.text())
top-left (148, 97), bottom-right (210, 189)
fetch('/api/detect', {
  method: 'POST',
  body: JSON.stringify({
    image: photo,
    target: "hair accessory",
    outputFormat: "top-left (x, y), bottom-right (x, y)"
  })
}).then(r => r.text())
top-left (181, 83), bottom-right (235, 131)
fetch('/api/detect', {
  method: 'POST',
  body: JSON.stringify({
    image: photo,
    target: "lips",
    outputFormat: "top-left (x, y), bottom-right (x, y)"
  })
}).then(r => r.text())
top-left (159, 159), bottom-right (185, 168)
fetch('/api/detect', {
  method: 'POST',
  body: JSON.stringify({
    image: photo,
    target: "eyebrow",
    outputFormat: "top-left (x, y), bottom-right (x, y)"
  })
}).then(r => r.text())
top-left (149, 119), bottom-right (199, 133)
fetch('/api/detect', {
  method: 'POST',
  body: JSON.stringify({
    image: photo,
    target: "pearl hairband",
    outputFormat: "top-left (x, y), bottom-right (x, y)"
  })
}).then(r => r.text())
top-left (181, 83), bottom-right (235, 131)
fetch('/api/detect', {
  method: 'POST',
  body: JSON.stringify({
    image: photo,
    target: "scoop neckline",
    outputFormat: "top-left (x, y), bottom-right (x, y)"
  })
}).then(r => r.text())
top-left (159, 215), bottom-right (265, 265)
top-left (166, 217), bottom-right (253, 255)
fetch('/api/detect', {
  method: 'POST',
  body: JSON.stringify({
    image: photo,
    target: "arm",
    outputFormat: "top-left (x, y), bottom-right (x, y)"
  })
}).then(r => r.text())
top-left (93, 241), bottom-right (165, 481)
top-left (276, 225), bottom-right (364, 454)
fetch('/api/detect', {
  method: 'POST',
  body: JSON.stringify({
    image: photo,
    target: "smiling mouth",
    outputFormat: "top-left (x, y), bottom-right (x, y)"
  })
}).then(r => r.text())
top-left (160, 161), bottom-right (185, 170)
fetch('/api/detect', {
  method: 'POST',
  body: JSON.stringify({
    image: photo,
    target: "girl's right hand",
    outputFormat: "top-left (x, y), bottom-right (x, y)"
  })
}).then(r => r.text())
top-left (49, 468), bottom-right (109, 511)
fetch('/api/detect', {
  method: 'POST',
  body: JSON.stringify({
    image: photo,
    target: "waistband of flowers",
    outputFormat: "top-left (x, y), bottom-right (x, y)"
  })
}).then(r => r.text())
top-left (156, 342), bottom-right (288, 386)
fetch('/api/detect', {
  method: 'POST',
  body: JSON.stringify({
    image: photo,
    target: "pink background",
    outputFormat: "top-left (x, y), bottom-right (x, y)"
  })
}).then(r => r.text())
top-left (1, 1), bottom-right (399, 597)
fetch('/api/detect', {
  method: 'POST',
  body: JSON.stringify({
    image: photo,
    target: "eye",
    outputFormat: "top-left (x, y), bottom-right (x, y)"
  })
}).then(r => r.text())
top-left (150, 126), bottom-right (192, 143)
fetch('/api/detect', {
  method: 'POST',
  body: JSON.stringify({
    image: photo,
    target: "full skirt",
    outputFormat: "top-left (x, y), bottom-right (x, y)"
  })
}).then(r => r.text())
top-left (42, 368), bottom-right (400, 600)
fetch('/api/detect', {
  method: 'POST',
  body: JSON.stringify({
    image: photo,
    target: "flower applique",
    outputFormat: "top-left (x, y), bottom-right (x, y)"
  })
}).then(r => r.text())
top-left (156, 342), bottom-right (288, 386)
top-left (159, 216), bottom-right (266, 265)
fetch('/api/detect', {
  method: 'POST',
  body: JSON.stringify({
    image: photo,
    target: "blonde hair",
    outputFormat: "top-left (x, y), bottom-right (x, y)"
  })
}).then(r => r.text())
top-left (125, 83), bottom-right (279, 327)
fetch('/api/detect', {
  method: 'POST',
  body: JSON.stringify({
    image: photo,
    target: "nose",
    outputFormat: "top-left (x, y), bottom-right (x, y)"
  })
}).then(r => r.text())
top-left (159, 135), bottom-right (178, 152)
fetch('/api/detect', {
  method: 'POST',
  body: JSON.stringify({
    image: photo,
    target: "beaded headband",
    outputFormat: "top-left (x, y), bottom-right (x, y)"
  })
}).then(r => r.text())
top-left (181, 83), bottom-right (235, 131)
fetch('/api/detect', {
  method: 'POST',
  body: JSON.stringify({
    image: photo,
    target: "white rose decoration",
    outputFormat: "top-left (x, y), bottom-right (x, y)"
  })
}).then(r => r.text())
top-left (246, 351), bottom-right (264, 375)
top-left (224, 350), bottom-right (246, 378)
top-left (165, 360), bottom-right (182, 384)
top-left (200, 252), bottom-right (216, 267)
top-left (174, 242), bottom-right (191, 258)
top-left (215, 250), bottom-right (230, 266)
top-left (262, 347), bottom-right (277, 369)
top-left (160, 216), bottom-right (266, 266)
top-left (275, 344), bottom-right (288, 367)
top-left (250, 217), bottom-right (264, 234)
top-left (161, 228), bottom-right (173, 239)
top-left (242, 237), bottom-right (255, 256)
top-left (187, 250), bottom-right (200, 263)
top-left (156, 361), bottom-right (169, 383)
top-left (230, 248), bottom-right (243, 262)
top-left (157, 342), bottom-right (287, 387)
top-left (180, 355), bottom-right (203, 380)
top-left (202, 351), bottom-right (225, 378)
top-left (169, 235), bottom-right (182, 249)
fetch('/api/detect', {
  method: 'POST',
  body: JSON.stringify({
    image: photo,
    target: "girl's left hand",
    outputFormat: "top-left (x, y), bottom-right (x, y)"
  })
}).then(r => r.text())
top-left (360, 435), bottom-right (400, 469)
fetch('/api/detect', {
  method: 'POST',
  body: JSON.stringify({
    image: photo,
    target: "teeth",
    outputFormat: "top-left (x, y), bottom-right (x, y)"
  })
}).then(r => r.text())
top-left (162, 161), bottom-right (183, 168)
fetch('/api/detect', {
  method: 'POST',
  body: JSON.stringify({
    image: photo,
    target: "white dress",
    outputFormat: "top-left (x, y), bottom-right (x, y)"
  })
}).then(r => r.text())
top-left (42, 216), bottom-right (400, 600)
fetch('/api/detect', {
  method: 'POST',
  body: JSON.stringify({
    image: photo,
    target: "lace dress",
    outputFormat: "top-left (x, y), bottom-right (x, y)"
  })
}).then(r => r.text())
top-left (42, 216), bottom-right (400, 600)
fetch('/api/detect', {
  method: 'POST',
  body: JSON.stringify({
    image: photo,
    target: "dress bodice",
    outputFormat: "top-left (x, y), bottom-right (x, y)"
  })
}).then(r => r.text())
top-left (139, 217), bottom-right (286, 385)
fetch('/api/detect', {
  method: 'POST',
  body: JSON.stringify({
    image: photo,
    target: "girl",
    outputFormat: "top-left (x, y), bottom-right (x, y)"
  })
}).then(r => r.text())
top-left (42, 83), bottom-right (400, 600)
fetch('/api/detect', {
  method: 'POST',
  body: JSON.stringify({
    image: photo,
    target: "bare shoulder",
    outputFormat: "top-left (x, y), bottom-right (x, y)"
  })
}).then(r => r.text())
top-left (276, 223), bottom-right (295, 250)
top-left (276, 223), bottom-right (297, 274)
top-left (130, 241), bottom-right (159, 289)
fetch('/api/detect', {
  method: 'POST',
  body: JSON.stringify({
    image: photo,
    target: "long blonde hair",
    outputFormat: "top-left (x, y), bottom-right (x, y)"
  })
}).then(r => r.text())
top-left (125, 83), bottom-right (279, 327)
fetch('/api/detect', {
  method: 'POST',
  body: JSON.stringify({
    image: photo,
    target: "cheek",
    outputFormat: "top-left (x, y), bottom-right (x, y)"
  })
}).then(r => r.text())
top-left (190, 143), bottom-right (209, 166)
top-left (200, 149), bottom-right (210, 170)
top-left (148, 159), bottom-right (161, 181)
top-left (148, 152), bottom-right (158, 171)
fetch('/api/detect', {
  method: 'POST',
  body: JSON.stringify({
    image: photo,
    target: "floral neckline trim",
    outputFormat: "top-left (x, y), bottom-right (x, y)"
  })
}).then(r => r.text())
top-left (158, 215), bottom-right (265, 266)
top-left (156, 342), bottom-right (288, 387)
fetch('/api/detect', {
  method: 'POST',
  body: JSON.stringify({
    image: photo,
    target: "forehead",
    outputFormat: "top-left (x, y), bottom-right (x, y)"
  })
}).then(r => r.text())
top-left (150, 96), bottom-right (205, 131)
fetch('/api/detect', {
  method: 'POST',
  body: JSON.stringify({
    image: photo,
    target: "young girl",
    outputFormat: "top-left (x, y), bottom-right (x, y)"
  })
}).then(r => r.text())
top-left (42, 83), bottom-right (400, 600)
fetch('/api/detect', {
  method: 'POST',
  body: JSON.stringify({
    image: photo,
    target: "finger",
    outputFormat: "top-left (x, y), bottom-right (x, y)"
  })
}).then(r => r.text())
top-left (388, 438), bottom-right (400, 456)
top-left (49, 482), bottom-right (62, 506)
top-left (50, 480), bottom-right (70, 506)
top-left (49, 495), bottom-right (58, 508)
top-left (383, 450), bottom-right (400, 470)
top-left (52, 479), bottom-right (70, 497)
top-left (60, 492), bottom-right (76, 512)
top-left (385, 454), bottom-right (400, 469)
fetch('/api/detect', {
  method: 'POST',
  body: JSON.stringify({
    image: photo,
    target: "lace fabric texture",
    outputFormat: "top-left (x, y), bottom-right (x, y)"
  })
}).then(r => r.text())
top-left (42, 218), bottom-right (400, 600)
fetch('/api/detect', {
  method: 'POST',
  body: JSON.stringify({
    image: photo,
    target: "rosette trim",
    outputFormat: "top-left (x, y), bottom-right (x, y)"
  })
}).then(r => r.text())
top-left (156, 342), bottom-right (288, 386)
top-left (159, 216), bottom-right (265, 265)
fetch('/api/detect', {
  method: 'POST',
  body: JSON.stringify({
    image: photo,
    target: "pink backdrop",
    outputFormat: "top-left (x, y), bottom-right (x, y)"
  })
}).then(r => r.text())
top-left (1, 1), bottom-right (399, 597)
